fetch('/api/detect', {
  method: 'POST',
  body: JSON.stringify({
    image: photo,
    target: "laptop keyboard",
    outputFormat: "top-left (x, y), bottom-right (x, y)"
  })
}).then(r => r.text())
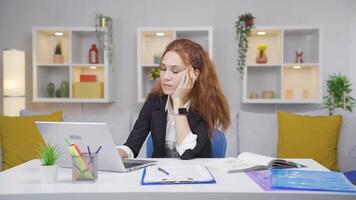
top-left (123, 162), bottom-right (144, 169)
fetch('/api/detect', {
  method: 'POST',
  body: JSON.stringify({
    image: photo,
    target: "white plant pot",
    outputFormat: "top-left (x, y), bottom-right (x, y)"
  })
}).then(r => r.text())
top-left (40, 165), bottom-right (58, 184)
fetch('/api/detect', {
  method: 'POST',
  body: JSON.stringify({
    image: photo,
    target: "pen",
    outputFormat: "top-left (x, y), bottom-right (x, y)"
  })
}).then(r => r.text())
top-left (87, 145), bottom-right (92, 159)
top-left (158, 167), bottom-right (170, 175)
top-left (95, 146), bottom-right (102, 154)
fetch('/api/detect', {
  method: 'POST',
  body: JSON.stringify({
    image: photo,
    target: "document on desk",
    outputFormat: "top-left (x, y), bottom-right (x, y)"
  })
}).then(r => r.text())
top-left (141, 165), bottom-right (216, 185)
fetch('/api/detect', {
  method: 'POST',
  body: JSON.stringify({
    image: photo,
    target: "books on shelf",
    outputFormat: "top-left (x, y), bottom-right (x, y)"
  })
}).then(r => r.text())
top-left (80, 74), bottom-right (97, 82)
top-left (205, 152), bottom-right (305, 173)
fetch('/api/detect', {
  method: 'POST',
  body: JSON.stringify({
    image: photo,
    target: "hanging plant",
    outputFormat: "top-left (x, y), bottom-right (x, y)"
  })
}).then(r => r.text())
top-left (235, 13), bottom-right (255, 77)
top-left (323, 73), bottom-right (356, 115)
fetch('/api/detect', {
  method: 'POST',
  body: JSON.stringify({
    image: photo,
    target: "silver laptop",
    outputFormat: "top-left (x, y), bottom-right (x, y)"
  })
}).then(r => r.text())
top-left (36, 121), bottom-right (155, 173)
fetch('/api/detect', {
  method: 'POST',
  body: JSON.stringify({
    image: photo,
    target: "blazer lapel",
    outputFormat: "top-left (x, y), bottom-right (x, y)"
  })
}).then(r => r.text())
top-left (151, 96), bottom-right (168, 157)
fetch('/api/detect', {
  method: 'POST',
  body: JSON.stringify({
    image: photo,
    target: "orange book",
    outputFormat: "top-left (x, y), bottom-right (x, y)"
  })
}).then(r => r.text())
top-left (80, 74), bottom-right (97, 82)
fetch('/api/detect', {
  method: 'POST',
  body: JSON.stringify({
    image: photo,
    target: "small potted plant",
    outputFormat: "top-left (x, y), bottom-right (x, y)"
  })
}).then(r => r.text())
top-left (235, 13), bottom-right (255, 77)
top-left (324, 73), bottom-right (356, 115)
top-left (53, 41), bottom-right (63, 64)
top-left (149, 68), bottom-right (160, 81)
top-left (37, 143), bottom-right (63, 183)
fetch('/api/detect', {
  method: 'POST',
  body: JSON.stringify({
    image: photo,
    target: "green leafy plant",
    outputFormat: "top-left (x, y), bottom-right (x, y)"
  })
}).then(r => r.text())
top-left (37, 143), bottom-right (63, 166)
top-left (149, 68), bottom-right (160, 80)
top-left (235, 13), bottom-right (255, 77)
top-left (54, 41), bottom-right (62, 55)
top-left (323, 73), bottom-right (356, 115)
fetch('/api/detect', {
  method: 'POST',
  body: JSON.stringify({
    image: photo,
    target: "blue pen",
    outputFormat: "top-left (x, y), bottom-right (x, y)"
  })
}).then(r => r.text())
top-left (158, 167), bottom-right (170, 175)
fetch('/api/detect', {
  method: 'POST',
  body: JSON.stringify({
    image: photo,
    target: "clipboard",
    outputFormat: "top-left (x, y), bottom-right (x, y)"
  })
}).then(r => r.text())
top-left (141, 165), bottom-right (216, 185)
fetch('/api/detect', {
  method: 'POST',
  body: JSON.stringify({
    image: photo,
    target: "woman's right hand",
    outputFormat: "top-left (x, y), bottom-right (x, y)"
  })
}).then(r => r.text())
top-left (171, 66), bottom-right (196, 106)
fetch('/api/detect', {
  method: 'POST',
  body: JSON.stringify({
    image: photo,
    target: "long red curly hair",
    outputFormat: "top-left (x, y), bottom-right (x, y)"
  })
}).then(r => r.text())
top-left (150, 39), bottom-right (230, 137)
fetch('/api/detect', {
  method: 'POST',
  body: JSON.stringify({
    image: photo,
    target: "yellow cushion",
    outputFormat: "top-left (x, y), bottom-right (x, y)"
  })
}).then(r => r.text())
top-left (0, 111), bottom-right (63, 170)
top-left (277, 112), bottom-right (342, 171)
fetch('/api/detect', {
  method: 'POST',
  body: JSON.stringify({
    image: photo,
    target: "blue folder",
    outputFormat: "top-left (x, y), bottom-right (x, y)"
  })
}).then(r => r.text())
top-left (344, 170), bottom-right (356, 185)
top-left (141, 166), bottom-right (216, 185)
top-left (270, 169), bottom-right (356, 193)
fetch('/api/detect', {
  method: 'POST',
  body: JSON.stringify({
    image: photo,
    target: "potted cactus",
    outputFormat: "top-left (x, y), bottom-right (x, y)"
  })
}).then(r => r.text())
top-left (53, 41), bottom-right (64, 64)
top-left (37, 143), bottom-right (63, 184)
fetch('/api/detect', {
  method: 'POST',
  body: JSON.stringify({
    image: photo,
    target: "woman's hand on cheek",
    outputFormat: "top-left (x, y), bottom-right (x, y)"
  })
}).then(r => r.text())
top-left (171, 66), bottom-right (196, 106)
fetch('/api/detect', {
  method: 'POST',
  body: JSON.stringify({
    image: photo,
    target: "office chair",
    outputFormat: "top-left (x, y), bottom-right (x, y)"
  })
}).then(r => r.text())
top-left (146, 129), bottom-right (227, 158)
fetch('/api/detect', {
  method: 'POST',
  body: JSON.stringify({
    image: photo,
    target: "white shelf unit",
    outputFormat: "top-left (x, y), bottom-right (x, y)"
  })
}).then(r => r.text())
top-left (242, 26), bottom-right (322, 104)
top-left (32, 27), bottom-right (114, 103)
top-left (137, 27), bottom-right (213, 103)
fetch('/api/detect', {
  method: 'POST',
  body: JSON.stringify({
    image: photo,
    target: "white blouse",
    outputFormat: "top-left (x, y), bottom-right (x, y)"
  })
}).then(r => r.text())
top-left (118, 100), bottom-right (197, 158)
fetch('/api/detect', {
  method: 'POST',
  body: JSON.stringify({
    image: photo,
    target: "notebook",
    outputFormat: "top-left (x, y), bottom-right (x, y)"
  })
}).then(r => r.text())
top-left (205, 152), bottom-right (305, 173)
top-left (141, 165), bottom-right (216, 185)
top-left (270, 169), bottom-right (356, 193)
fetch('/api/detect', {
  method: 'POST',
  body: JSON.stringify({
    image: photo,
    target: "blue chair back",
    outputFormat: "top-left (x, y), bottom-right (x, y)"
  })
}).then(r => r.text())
top-left (146, 133), bottom-right (154, 158)
top-left (211, 129), bottom-right (227, 158)
top-left (146, 129), bottom-right (227, 158)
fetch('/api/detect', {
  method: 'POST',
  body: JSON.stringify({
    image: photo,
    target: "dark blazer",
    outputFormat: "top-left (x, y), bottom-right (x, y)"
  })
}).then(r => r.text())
top-left (124, 95), bottom-right (212, 159)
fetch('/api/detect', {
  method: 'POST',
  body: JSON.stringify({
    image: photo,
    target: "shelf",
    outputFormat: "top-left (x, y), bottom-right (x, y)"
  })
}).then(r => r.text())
top-left (246, 66), bottom-right (281, 100)
top-left (35, 30), bottom-right (70, 64)
top-left (247, 64), bottom-right (281, 67)
top-left (283, 29), bottom-right (319, 63)
top-left (243, 26), bottom-right (321, 104)
top-left (243, 98), bottom-right (322, 104)
top-left (33, 97), bottom-right (112, 103)
top-left (141, 67), bottom-right (159, 100)
top-left (72, 66), bottom-right (104, 82)
top-left (72, 64), bottom-right (104, 68)
top-left (36, 65), bottom-right (70, 98)
top-left (72, 30), bottom-right (99, 64)
top-left (246, 29), bottom-right (282, 65)
top-left (282, 65), bottom-right (319, 100)
top-left (33, 27), bottom-right (114, 103)
top-left (142, 64), bottom-right (160, 68)
top-left (140, 31), bottom-right (175, 65)
top-left (37, 64), bottom-right (70, 67)
top-left (176, 31), bottom-right (210, 53)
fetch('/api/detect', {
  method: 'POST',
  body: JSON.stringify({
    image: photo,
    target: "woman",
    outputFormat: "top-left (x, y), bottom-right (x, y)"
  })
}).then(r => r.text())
top-left (118, 38), bottom-right (230, 159)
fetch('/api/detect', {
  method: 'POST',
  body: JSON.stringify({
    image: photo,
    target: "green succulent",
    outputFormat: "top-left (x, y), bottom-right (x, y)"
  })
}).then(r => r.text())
top-left (37, 143), bottom-right (63, 166)
top-left (149, 68), bottom-right (160, 80)
top-left (323, 73), bottom-right (356, 115)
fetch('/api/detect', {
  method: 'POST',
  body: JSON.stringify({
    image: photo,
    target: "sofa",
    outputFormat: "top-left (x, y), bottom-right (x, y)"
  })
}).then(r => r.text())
top-left (0, 109), bottom-right (355, 172)
top-left (237, 110), bottom-right (356, 172)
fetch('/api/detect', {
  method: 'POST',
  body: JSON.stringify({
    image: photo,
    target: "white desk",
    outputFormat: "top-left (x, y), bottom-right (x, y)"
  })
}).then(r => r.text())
top-left (0, 159), bottom-right (355, 200)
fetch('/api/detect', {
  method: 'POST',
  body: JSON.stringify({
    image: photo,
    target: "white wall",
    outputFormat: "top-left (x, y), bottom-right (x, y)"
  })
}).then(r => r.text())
top-left (349, 0), bottom-right (356, 98)
top-left (0, 0), bottom-right (355, 117)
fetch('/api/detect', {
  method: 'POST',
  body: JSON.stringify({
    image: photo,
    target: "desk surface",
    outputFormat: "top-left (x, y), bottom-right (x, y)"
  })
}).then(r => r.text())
top-left (0, 158), bottom-right (355, 200)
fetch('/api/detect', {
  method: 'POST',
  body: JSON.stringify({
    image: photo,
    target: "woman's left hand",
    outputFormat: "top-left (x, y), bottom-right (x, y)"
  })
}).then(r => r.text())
top-left (171, 65), bottom-right (197, 106)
